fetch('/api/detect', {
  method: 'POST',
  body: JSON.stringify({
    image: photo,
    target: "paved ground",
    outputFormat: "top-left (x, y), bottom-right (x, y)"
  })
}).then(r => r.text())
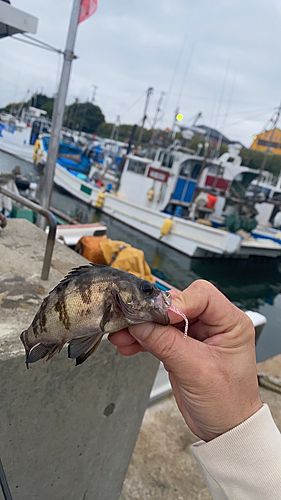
top-left (120, 355), bottom-right (281, 500)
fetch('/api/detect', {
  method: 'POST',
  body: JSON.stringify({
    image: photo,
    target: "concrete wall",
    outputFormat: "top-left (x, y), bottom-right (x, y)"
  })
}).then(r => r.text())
top-left (0, 220), bottom-right (159, 499)
top-left (0, 344), bottom-right (159, 500)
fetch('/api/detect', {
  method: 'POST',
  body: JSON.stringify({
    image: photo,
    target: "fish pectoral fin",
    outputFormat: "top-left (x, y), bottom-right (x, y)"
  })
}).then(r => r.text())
top-left (99, 300), bottom-right (112, 332)
top-left (27, 342), bottom-right (62, 366)
top-left (75, 336), bottom-right (103, 366)
top-left (68, 332), bottom-right (103, 364)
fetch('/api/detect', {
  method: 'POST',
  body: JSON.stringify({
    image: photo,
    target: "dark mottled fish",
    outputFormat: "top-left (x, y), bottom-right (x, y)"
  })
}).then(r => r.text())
top-left (20, 264), bottom-right (171, 367)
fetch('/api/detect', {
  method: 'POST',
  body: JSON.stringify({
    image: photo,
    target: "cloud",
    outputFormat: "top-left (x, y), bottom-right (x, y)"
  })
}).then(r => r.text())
top-left (1, 0), bottom-right (281, 146)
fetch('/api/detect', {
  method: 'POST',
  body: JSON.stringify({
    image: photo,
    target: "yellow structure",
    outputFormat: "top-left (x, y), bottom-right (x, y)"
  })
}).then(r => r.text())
top-left (251, 128), bottom-right (281, 156)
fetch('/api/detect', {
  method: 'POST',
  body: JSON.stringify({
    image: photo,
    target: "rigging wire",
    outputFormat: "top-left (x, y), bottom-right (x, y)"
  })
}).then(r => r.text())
top-left (175, 42), bottom-right (196, 112)
top-left (121, 89), bottom-right (147, 119)
top-left (21, 33), bottom-right (63, 53)
top-left (224, 108), bottom-right (276, 129)
top-left (11, 35), bottom-right (61, 53)
top-left (11, 33), bottom-right (63, 54)
top-left (212, 60), bottom-right (230, 133)
top-left (159, 31), bottom-right (191, 127)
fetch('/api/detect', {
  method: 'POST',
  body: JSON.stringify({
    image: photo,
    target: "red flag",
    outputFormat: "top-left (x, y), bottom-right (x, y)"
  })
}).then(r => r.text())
top-left (79, 0), bottom-right (98, 24)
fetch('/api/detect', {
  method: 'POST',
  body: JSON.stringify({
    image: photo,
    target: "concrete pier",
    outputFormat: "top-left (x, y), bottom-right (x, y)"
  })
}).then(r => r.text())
top-left (1, 219), bottom-right (281, 500)
top-left (0, 220), bottom-right (159, 500)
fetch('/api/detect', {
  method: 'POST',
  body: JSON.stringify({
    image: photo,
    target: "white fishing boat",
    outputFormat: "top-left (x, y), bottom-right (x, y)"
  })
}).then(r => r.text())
top-left (53, 142), bottom-right (281, 259)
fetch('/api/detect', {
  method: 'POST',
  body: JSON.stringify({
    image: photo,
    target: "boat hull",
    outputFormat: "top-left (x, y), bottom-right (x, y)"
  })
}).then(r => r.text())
top-left (54, 165), bottom-right (281, 259)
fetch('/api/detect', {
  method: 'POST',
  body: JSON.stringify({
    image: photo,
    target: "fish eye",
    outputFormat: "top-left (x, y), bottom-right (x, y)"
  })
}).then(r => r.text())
top-left (140, 281), bottom-right (154, 296)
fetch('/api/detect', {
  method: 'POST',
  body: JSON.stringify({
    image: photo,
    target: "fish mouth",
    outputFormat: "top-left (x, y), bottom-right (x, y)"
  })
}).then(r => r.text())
top-left (153, 291), bottom-right (171, 325)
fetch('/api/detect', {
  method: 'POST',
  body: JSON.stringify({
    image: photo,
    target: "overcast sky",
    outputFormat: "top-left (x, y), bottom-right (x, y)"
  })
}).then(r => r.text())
top-left (1, 0), bottom-right (281, 146)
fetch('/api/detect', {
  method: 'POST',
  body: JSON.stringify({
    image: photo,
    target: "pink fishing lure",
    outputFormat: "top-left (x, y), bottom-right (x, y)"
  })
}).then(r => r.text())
top-left (168, 304), bottom-right (189, 339)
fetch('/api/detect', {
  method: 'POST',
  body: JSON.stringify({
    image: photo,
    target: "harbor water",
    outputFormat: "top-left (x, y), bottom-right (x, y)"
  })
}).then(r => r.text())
top-left (1, 149), bottom-right (281, 363)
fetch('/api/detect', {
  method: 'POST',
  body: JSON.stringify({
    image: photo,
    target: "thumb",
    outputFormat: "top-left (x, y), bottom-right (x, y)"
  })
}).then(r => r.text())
top-left (128, 321), bottom-right (205, 375)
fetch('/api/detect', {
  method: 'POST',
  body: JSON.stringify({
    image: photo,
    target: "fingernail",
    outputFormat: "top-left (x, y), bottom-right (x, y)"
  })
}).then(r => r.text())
top-left (129, 322), bottom-right (154, 341)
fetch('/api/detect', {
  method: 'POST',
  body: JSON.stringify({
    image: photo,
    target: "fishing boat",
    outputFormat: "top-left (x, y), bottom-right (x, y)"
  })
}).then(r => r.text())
top-left (52, 141), bottom-right (281, 259)
top-left (33, 134), bottom-right (126, 186)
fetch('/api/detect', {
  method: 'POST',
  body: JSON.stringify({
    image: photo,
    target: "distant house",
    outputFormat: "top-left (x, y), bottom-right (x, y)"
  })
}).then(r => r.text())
top-left (250, 128), bottom-right (281, 156)
top-left (180, 124), bottom-right (245, 149)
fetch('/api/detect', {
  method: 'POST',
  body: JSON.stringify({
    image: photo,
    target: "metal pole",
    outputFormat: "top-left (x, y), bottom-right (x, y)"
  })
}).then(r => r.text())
top-left (0, 459), bottom-right (13, 500)
top-left (0, 186), bottom-right (57, 280)
top-left (37, 0), bottom-right (81, 229)
top-left (137, 87), bottom-right (153, 146)
top-left (256, 102), bottom-right (281, 184)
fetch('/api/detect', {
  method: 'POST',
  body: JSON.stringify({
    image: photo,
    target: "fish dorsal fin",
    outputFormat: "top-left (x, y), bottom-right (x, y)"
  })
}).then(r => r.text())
top-left (68, 331), bottom-right (103, 362)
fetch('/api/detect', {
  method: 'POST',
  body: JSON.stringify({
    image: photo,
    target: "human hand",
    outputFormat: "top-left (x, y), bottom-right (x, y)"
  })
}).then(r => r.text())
top-left (109, 280), bottom-right (262, 442)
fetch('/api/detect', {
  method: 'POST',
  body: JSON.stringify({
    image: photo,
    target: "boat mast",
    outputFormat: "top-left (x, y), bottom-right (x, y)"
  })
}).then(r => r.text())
top-left (256, 102), bottom-right (281, 184)
top-left (37, 0), bottom-right (81, 229)
top-left (137, 87), bottom-right (154, 146)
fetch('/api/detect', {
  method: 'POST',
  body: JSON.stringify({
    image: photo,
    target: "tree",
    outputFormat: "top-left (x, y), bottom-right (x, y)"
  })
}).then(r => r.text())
top-left (64, 101), bottom-right (105, 133)
top-left (31, 93), bottom-right (55, 118)
top-left (240, 148), bottom-right (281, 177)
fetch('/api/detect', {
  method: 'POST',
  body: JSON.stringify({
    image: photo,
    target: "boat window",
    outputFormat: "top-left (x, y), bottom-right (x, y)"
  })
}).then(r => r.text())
top-left (231, 172), bottom-right (260, 198)
top-left (161, 153), bottom-right (174, 169)
top-left (127, 159), bottom-right (147, 175)
top-left (179, 160), bottom-right (203, 179)
top-left (190, 162), bottom-right (202, 179)
top-left (179, 161), bottom-right (192, 177)
top-left (205, 164), bottom-right (225, 176)
top-left (272, 192), bottom-right (281, 201)
top-left (206, 165), bottom-right (218, 175)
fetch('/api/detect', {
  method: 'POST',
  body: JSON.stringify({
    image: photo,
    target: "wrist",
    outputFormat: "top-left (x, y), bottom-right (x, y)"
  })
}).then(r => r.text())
top-left (199, 397), bottom-right (263, 442)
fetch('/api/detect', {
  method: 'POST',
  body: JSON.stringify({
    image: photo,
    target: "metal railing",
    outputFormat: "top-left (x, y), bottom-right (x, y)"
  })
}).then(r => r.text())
top-left (0, 186), bottom-right (57, 280)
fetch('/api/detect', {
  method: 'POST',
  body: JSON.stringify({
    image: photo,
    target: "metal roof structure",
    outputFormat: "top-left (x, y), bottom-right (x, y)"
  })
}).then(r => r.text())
top-left (0, 1), bottom-right (38, 39)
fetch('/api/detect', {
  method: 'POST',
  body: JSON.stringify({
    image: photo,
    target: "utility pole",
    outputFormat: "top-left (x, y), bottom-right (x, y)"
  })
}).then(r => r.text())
top-left (37, 0), bottom-right (81, 229)
top-left (137, 87), bottom-right (153, 146)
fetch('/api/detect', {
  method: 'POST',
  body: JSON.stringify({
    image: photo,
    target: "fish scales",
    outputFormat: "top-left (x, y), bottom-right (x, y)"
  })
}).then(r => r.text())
top-left (20, 264), bottom-right (171, 367)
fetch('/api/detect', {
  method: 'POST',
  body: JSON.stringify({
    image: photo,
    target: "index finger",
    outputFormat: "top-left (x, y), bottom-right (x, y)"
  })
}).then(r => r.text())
top-left (172, 280), bottom-right (253, 343)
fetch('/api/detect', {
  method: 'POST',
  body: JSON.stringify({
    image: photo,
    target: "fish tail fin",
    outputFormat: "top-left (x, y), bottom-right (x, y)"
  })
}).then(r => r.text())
top-left (20, 330), bottom-right (30, 369)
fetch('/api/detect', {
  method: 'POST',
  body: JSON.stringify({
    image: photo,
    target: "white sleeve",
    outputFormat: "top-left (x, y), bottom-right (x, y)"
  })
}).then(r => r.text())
top-left (191, 404), bottom-right (281, 500)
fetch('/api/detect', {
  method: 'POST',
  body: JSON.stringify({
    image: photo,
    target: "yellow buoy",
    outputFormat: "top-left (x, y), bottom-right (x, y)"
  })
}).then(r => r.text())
top-left (33, 139), bottom-right (41, 163)
top-left (147, 187), bottom-right (154, 201)
top-left (95, 192), bottom-right (105, 209)
top-left (160, 218), bottom-right (173, 238)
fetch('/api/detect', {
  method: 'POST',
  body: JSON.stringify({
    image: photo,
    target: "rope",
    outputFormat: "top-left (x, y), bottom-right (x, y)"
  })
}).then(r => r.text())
top-left (258, 374), bottom-right (281, 395)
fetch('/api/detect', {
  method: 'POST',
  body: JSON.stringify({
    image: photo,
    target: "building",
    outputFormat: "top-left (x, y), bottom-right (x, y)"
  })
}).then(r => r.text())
top-left (250, 128), bottom-right (281, 156)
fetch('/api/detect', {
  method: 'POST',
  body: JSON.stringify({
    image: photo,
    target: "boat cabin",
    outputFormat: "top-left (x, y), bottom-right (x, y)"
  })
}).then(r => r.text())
top-left (119, 148), bottom-right (212, 216)
top-left (119, 144), bottom-right (259, 220)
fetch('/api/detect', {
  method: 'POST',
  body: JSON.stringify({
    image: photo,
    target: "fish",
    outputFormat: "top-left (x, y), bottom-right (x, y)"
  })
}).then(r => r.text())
top-left (20, 263), bottom-right (172, 367)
